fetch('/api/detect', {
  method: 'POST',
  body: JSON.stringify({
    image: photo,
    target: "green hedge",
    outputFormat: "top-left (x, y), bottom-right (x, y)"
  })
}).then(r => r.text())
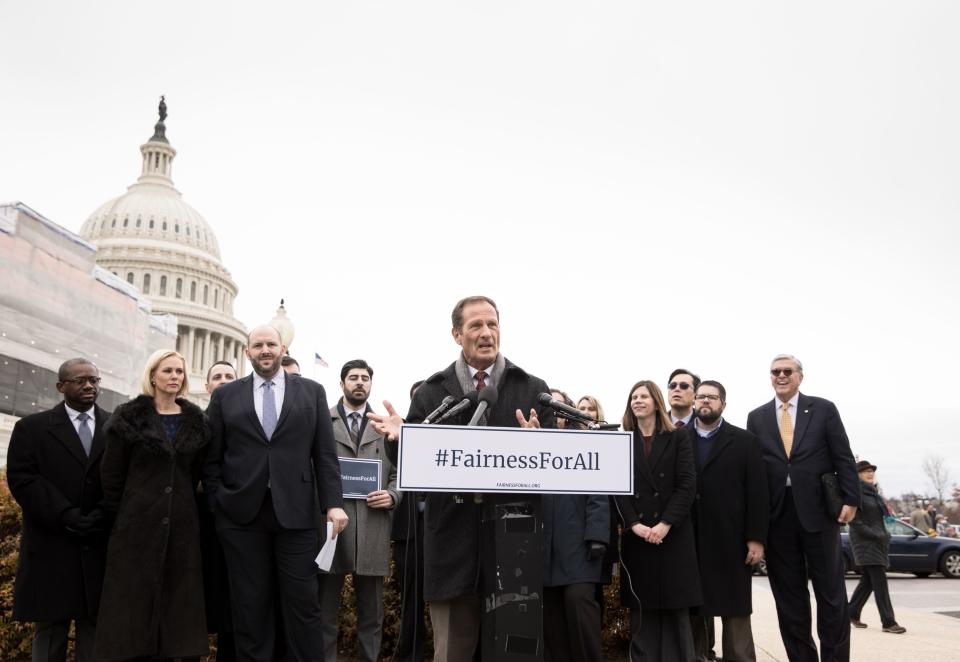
top-left (0, 475), bottom-right (629, 660)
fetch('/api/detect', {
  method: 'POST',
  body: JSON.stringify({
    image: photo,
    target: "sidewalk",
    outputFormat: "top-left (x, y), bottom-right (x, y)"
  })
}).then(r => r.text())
top-left (750, 581), bottom-right (960, 661)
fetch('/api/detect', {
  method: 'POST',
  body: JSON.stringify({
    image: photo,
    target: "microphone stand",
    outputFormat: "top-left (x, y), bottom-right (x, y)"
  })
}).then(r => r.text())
top-left (553, 410), bottom-right (620, 431)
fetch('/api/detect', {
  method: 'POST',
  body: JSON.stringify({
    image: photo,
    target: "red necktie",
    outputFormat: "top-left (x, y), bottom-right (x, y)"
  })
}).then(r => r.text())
top-left (476, 370), bottom-right (487, 391)
top-left (675, 420), bottom-right (686, 428)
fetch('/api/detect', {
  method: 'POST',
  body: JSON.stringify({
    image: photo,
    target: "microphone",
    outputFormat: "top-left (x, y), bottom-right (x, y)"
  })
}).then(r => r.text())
top-left (423, 395), bottom-right (458, 425)
top-left (467, 384), bottom-right (499, 427)
top-left (537, 392), bottom-right (596, 424)
top-left (436, 391), bottom-right (479, 424)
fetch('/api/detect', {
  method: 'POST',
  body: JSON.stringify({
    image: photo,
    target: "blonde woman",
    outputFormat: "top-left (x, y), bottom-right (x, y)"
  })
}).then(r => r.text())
top-left (93, 350), bottom-right (210, 661)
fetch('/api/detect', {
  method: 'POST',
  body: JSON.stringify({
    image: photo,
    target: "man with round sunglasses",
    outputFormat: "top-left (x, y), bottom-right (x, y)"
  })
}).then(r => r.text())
top-left (666, 368), bottom-right (700, 428)
top-left (746, 354), bottom-right (859, 662)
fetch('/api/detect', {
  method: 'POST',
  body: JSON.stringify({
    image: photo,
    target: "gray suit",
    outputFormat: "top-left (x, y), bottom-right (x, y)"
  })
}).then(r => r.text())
top-left (318, 401), bottom-right (399, 662)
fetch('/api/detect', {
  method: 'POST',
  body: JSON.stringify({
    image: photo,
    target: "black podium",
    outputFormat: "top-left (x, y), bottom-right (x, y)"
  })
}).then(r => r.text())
top-left (480, 495), bottom-right (543, 661)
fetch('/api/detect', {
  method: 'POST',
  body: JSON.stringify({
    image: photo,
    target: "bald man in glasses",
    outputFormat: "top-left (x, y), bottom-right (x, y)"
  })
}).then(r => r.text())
top-left (746, 354), bottom-right (859, 662)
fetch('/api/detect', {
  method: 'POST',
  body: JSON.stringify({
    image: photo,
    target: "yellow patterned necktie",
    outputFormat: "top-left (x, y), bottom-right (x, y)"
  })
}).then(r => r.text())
top-left (780, 402), bottom-right (794, 457)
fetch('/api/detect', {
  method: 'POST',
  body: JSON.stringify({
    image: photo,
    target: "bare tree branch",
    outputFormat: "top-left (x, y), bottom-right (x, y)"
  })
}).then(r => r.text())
top-left (921, 454), bottom-right (951, 503)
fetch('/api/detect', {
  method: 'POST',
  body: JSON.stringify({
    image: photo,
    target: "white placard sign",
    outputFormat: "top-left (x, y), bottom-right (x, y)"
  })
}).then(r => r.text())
top-left (397, 424), bottom-right (633, 495)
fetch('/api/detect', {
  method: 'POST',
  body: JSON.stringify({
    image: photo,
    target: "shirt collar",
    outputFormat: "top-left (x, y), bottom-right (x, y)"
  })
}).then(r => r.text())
top-left (63, 402), bottom-right (94, 421)
top-left (776, 392), bottom-right (800, 411)
top-left (468, 363), bottom-right (495, 386)
top-left (694, 417), bottom-right (723, 438)
top-left (342, 399), bottom-right (366, 416)
top-left (253, 369), bottom-right (283, 390)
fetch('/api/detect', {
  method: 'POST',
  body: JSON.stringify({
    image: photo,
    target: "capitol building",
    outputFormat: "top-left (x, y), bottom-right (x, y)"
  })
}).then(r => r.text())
top-left (1, 99), bottom-right (247, 457)
top-left (79, 99), bottom-right (248, 398)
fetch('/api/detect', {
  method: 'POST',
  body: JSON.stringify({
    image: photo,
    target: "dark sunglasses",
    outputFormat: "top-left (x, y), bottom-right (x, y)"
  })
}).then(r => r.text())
top-left (770, 368), bottom-right (795, 377)
top-left (668, 381), bottom-right (692, 390)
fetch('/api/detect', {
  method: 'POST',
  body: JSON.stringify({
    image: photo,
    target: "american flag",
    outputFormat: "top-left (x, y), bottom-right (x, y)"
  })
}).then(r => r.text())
top-left (314, 352), bottom-right (329, 368)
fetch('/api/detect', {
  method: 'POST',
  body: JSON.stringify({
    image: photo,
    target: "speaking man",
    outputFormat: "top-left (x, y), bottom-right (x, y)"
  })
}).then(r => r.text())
top-left (319, 359), bottom-right (399, 662)
top-left (688, 380), bottom-right (768, 661)
top-left (203, 325), bottom-right (348, 661)
top-left (369, 295), bottom-right (554, 662)
top-left (746, 355), bottom-right (859, 662)
top-left (7, 358), bottom-right (110, 662)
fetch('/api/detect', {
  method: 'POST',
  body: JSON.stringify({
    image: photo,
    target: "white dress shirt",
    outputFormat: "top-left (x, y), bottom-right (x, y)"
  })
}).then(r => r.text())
top-left (253, 370), bottom-right (286, 425)
top-left (468, 364), bottom-right (495, 390)
top-left (64, 403), bottom-right (96, 436)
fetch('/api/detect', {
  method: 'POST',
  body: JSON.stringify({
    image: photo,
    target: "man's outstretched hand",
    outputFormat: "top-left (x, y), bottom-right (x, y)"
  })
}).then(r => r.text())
top-left (367, 400), bottom-right (403, 442)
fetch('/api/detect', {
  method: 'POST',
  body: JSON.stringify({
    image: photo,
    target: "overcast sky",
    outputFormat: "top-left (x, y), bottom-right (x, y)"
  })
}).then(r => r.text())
top-left (2, 1), bottom-right (958, 499)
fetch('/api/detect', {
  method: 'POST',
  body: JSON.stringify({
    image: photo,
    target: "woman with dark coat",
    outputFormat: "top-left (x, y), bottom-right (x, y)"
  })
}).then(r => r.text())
top-left (93, 349), bottom-right (210, 661)
top-left (614, 380), bottom-right (700, 661)
top-left (848, 461), bottom-right (905, 634)
top-left (541, 394), bottom-right (611, 662)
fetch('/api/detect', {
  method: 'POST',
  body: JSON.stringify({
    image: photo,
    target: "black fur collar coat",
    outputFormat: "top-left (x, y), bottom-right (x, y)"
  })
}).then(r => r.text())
top-left (93, 394), bottom-right (211, 660)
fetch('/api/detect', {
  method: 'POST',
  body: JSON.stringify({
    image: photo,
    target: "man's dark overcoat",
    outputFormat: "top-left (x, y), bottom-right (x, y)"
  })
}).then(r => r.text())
top-left (7, 402), bottom-right (110, 622)
top-left (405, 358), bottom-right (553, 602)
top-left (614, 429), bottom-right (701, 610)
top-left (848, 481), bottom-right (890, 568)
top-left (92, 395), bottom-right (210, 661)
top-left (687, 421), bottom-right (769, 616)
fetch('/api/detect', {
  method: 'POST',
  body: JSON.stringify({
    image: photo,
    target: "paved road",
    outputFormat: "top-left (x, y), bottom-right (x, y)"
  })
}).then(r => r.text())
top-left (857, 573), bottom-right (960, 617)
top-left (751, 575), bottom-right (960, 661)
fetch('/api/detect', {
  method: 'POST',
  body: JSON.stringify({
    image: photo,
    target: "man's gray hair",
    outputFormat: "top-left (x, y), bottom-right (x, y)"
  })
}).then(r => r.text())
top-left (771, 354), bottom-right (803, 372)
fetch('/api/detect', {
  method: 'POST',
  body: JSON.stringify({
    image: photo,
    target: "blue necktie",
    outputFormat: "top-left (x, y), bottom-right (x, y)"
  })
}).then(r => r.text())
top-left (77, 412), bottom-right (93, 457)
top-left (262, 380), bottom-right (277, 440)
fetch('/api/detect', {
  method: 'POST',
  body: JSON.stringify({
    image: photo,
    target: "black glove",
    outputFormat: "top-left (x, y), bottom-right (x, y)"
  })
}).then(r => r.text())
top-left (587, 541), bottom-right (607, 561)
top-left (60, 507), bottom-right (83, 532)
top-left (75, 508), bottom-right (108, 535)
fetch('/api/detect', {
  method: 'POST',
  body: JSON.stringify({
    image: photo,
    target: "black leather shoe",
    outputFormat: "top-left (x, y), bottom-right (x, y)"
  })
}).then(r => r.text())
top-left (851, 619), bottom-right (868, 628)
top-left (883, 624), bottom-right (906, 634)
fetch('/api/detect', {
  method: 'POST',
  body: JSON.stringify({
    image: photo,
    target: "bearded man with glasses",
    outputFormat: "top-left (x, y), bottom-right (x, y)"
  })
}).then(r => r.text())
top-left (746, 354), bottom-right (860, 662)
top-left (687, 381), bottom-right (768, 662)
top-left (7, 358), bottom-right (111, 662)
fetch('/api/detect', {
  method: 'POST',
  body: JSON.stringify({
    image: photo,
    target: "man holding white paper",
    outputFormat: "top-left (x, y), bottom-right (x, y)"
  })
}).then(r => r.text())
top-left (319, 359), bottom-right (399, 662)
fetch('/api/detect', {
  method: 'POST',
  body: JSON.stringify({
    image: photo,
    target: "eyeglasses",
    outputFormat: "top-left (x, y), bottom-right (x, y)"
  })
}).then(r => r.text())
top-left (61, 376), bottom-right (102, 386)
top-left (668, 381), bottom-right (692, 391)
top-left (770, 368), bottom-right (795, 377)
top-left (695, 394), bottom-right (721, 402)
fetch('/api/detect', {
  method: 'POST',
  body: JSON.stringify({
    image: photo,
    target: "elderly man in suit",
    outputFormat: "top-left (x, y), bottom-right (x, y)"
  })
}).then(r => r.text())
top-left (746, 354), bottom-right (859, 662)
top-left (203, 325), bottom-right (349, 662)
top-left (319, 359), bottom-right (399, 662)
top-left (7, 358), bottom-right (110, 662)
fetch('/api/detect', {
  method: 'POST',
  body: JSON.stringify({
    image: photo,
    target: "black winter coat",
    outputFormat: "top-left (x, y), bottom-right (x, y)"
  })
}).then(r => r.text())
top-left (688, 422), bottom-right (768, 616)
top-left (93, 396), bottom-right (210, 662)
top-left (7, 403), bottom-right (110, 622)
top-left (615, 429), bottom-right (701, 610)
top-left (406, 358), bottom-right (554, 602)
top-left (848, 481), bottom-right (890, 568)
top-left (542, 493), bottom-right (610, 587)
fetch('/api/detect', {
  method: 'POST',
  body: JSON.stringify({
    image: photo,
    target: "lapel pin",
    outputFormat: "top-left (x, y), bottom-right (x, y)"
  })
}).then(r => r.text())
top-left (804, 410), bottom-right (808, 414)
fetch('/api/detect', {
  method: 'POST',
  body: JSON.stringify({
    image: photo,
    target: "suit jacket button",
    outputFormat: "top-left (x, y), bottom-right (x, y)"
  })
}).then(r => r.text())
top-left (653, 511), bottom-right (659, 518)
top-left (639, 512), bottom-right (644, 518)
top-left (161, 517), bottom-right (170, 525)
top-left (653, 492), bottom-right (659, 498)
top-left (163, 486), bottom-right (172, 494)
top-left (659, 472), bottom-right (664, 478)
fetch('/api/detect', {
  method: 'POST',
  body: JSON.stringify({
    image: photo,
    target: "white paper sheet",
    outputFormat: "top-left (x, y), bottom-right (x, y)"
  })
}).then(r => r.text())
top-left (314, 521), bottom-right (337, 571)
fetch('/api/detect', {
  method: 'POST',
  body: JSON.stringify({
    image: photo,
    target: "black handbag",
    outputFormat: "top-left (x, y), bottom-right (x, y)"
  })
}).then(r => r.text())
top-left (821, 472), bottom-right (843, 519)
